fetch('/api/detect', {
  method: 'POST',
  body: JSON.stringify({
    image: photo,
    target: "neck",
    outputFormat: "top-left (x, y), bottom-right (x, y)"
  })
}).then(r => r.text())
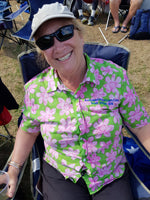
top-left (57, 59), bottom-right (87, 92)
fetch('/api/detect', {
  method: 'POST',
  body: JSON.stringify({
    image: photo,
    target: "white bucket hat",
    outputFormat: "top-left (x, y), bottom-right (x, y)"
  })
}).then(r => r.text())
top-left (30, 2), bottom-right (75, 40)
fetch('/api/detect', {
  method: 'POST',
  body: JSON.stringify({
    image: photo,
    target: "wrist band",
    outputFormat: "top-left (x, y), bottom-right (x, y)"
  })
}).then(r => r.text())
top-left (8, 161), bottom-right (22, 170)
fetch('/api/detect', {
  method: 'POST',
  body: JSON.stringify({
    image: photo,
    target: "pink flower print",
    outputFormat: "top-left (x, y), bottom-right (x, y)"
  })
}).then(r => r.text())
top-left (76, 85), bottom-right (87, 98)
top-left (122, 70), bottom-right (129, 85)
top-left (101, 66), bottom-right (118, 76)
top-left (99, 141), bottom-right (111, 153)
top-left (115, 126), bottom-right (122, 136)
top-left (94, 69), bottom-right (103, 85)
top-left (57, 117), bottom-right (77, 133)
top-left (36, 86), bottom-right (54, 106)
top-left (114, 164), bottom-right (124, 176)
top-left (96, 165), bottom-right (112, 177)
top-left (63, 148), bottom-right (80, 160)
top-left (104, 74), bottom-right (121, 93)
top-left (93, 58), bottom-right (104, 64)
top-left (57, 98), bottom-right (74, 115)
top-left (104, 174), bottom-right (114, 185)
top-left (62, 168), bottom-right (77, 179)
top-left (27, 127), bottom-right (40, 133)
top-left (30, 99), bottom-right (39, 114)
top-left (48, 157), bottom-right (58, 168)
top-left (82, 137), bottom-right (97, 154)
top-left (109, 94), bottom-right (120, 107)
top-left (79, 116), bottom-right (91, 135)
top-left (28, 84), bottom-right (37, 94)
top-left (91, 88), bottom-right (106, 99)
top-left (59, 133), bottom-right (78, 148)
top-left (38, 107), bottom-right (56, 121)
top-left (24, 91), bottom-right (32, 107)
top-left (45, 75), bottom-right (55, 90)
top-left (87, 153), bottom-right (101, 168)
top-left (110, 109), bottom-right (121, 124)
top-left (49, 148), bottom-right (58, 159)
top-left (136, 119), bottom-right (149, 127)
top-left (89, 176), bottom-right (102, 191)
top-left (123, 86), bottom-right (136, 107)
top-left (114, 155), bottom-right (125, 168)
top-left (128, 105), bottom-right (143, 123)
top-left (42, 123), bottom-right (56, 134)
top-left (90, 105), bottom-right (107, 116)
top-left (142, 106), bottom-right (149, 118)
top-left (76, 100), bottom-right (91, 112)
top-left (112, 136), bottom-right (121, 150)
top-left (106, 149), bottom-right (117, 164)
top-left (93, 119), bottom-right (114, 138)
top-left (89, 63), bottom-right (95, 73)
top-left (119, 107), bottom-right (126, 115)
top-left (44, 138), bottom-right (57, 149)
top-left (61, 159), bottom-right (75, 169)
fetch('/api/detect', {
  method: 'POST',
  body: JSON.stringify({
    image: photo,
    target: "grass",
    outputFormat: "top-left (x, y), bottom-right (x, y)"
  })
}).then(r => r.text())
top-left (0, 1), bottom-right (150, 199)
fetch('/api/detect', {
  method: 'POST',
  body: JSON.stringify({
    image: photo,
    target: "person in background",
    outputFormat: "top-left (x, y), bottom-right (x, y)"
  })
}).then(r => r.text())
top-left (110, 0), bottom-right (143, 33)
top-left (75, 0), bottom-right (99, 26)
top-left (4, 2), bottom-right (150, 200)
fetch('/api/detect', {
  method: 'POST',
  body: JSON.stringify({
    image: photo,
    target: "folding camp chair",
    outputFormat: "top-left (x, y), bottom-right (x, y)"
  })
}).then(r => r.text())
top-left (0, 0), bottom-right (29, 49)
top-left (105, 2), bottom-right (129, 30)
top-left (11, 0), bottom-right (65, 50)
top-left (4, 42), bottom-right (150, 200)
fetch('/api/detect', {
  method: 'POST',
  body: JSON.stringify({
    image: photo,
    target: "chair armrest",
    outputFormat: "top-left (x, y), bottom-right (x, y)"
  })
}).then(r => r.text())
top-left (1, 3), bottom-right (29, 21)
top-left (0, 5), bottom-right (11, 13)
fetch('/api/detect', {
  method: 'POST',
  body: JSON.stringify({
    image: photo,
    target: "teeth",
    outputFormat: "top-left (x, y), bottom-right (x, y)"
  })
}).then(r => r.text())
top-left (58, 52), bottom-right (71, 61)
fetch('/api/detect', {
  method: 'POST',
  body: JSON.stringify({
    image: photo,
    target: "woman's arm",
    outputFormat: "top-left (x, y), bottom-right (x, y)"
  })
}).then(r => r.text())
top-left (7, 127), bottom-right (40, 198)
top-left (129, 123), bottom-right (150, 153)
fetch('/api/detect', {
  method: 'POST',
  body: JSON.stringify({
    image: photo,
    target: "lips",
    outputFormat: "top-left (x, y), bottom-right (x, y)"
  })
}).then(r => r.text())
top-left (57, 52), bottom-right (72, 61)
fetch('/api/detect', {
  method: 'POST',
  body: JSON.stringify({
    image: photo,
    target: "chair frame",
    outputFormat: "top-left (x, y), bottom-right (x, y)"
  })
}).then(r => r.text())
top-left (0, 0), bottom-right (30, 48)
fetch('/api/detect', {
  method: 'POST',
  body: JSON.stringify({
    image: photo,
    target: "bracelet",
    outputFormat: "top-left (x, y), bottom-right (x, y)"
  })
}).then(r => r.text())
top-left (8, 161), bottom-right (22, 170)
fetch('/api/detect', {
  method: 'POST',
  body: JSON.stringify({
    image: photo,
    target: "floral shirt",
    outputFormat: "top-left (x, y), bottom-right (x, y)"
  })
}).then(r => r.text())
top-left (20, 54), bottom-right (150, 195)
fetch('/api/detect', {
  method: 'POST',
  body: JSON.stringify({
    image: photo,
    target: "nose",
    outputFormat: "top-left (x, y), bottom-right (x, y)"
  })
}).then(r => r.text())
top-left (53, 37), bottom-right (63, 48)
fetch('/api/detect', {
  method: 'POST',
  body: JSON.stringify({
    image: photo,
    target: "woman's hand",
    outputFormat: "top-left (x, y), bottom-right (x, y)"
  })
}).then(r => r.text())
top-left (7, 166), bottom-right (19, 198)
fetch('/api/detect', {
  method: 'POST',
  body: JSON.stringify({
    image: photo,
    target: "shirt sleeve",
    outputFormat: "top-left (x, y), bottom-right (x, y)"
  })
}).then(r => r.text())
top-left (119, 69), bottom-right (150, 128)
top-left (20, 85), bottom-right (40, 133)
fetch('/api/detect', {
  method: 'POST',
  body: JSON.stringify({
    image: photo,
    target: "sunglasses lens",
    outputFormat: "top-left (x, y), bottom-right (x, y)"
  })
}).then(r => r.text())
top-left (36, 36), bottom-right (54, 50)
top-left (57, 25), bottom-right (74, 42)
top-left (36, 25), bottom-right (74, 50)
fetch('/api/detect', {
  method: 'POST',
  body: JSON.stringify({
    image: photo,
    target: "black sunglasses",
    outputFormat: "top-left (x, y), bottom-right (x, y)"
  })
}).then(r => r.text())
top-left (35, 24), bottom-right (75, 50)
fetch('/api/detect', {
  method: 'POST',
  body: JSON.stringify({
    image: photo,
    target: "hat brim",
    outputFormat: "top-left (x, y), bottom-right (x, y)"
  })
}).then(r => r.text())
top-left (29, 14), bottom-right (75, 41)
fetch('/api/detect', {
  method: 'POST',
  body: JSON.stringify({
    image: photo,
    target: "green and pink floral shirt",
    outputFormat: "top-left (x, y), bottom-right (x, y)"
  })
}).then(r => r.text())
top-left (20, 54), bottom-right (150, 194)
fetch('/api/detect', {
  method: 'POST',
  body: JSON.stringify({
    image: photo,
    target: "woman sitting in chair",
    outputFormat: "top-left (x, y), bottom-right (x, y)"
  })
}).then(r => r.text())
top-left (5, 2), bottom-right (150, 200)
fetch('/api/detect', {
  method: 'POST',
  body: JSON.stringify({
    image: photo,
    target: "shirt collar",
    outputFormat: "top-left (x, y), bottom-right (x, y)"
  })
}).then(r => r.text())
top-left (46, 54), bottom-right (98, 93)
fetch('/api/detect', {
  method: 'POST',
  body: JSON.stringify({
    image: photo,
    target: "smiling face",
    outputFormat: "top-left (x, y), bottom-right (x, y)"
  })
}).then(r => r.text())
top-left (34, 18), bottom-right (86, 79)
